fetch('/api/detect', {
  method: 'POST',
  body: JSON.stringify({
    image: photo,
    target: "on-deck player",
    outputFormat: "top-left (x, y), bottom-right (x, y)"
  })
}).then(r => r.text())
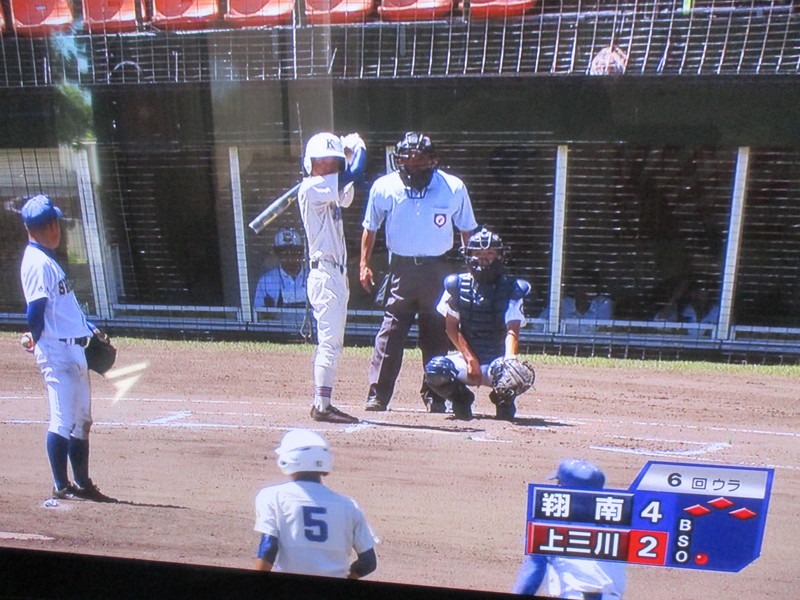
top-left (299, 132), bottom-right (366, 424)
top-left (19, 194), bottom-right (116, 502)
top-left (253, 428), bottom-right (378, 578)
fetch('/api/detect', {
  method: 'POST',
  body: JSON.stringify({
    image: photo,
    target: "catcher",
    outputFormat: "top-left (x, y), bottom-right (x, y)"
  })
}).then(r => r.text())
top-left (424, 227), bottom-right (535, 421)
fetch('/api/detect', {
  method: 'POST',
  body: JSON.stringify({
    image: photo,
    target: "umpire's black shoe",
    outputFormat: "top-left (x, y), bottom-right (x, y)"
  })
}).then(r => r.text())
top-left (311, 405), bottom-right (360, 424)
top-left (72, 480), bottom-right (118, 503)
top-left (364, 398), bottom-right (388, 412)
top-left (424, 398), bottom-right (447, 413)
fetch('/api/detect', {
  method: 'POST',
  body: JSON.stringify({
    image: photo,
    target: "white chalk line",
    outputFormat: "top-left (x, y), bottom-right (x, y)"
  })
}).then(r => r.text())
top-left (3, 393), bottom-right (797, 462)
top-left (0, 532), bottom-right (54, 541)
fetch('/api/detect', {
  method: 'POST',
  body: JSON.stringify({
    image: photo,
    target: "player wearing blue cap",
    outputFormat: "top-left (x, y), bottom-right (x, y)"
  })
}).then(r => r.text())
top-left (513, 459), bottom-right (627, 598)
top-left (19, 195), bottom-right (116, 502)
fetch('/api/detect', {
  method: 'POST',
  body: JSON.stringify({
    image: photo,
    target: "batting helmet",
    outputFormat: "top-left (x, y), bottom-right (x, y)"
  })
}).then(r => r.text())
top-left (390, 132), bottom-right (438, 195)
top-left (549, 459), bottom-right (605, 490)
top-left (273, 228), bottom-right (303, 255)
top-left (275, 429), bottom-right (333, 475)
top-left (465, 227), bottom-right (506, 284)
top-left (303, 132), bottom-right (346, 175)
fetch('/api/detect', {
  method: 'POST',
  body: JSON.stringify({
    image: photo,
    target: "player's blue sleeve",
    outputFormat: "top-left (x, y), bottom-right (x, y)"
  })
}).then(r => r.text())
top-left (256, 534), bottom-right (279, 564)
top-left (350, 547), bottom-right (377, 577)
top-left (341, 145), bottom-right (367, 189)
top-left (26, 297), bottom-right (47, 343)
top-left (512, 554), bottom-right (547, 595)
top-left (511, 279), bottom-right (531, 300)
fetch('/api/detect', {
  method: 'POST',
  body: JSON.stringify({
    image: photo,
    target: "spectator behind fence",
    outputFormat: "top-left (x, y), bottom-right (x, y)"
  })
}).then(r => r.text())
top-left (253, 228), bottom-right (308, 309)
top-left (540, 270), bottom-right (613, 332)
top-left (653, 279), bottom-right (719, 325)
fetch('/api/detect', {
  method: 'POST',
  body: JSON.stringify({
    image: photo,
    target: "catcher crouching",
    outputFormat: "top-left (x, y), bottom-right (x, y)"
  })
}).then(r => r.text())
top-left (424, 227), bottom-right (535, 421)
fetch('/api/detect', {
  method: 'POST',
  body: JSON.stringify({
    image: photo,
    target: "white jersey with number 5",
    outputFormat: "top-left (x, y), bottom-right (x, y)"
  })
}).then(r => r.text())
top-left (254, 480), bottom-right (375, 578)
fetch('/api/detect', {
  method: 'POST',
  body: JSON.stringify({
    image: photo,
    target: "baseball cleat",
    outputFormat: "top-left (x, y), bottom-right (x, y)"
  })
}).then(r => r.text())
top-left (311, 405), bottom-right (360, 424)
top-left (495, 402), bottom-right (517, 422)
top-left (72, 480), bottom-right (118, 503)
top-left (363, 399), bottom-right (388, 412)
top-left (52, 484), bottom-right (75, 500)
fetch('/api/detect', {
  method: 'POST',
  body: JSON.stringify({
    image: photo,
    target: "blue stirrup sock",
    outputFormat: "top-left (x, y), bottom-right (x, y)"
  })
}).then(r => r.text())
top-left (68, 436), bottom-right (90, 488)
top-left (46, 432), bottom-right (70, 490)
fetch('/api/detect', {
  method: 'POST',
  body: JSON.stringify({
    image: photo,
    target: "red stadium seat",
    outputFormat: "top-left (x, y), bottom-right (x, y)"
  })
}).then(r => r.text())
top-left (378, 0), bottom-right (454, 22)
top-left (304, 0), bottom-right (375, 25)
top-left (82, 0), bottom-right (140, 32)
top-left (225, 0), bottom-right (293, 26)
top-left (461, 0), bottom-right (538, 19)
top-left (151, 0), bottom-right (220, 29)
top-left (8, 0), bottom-right (73, 35)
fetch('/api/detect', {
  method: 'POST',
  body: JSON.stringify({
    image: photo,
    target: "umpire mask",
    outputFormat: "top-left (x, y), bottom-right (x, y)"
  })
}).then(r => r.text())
top-left (391, 132), bottom-right (438, 197)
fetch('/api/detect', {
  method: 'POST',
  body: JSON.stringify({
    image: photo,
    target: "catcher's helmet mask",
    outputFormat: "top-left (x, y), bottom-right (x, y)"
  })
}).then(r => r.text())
top-left (273, 227), bottom-right (304, 257)
top-left (464, 227), bottom-right (506, 285)
top-left (391, 132), bottom-right (438, 197)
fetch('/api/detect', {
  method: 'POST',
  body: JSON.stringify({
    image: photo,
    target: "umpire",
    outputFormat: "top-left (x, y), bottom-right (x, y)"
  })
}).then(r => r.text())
top-left (359, 133), bottom-right (478, 412)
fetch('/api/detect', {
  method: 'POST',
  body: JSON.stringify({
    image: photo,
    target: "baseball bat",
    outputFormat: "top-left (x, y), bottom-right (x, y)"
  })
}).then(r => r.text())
top-left (248, 183), bottom-right (301, 234)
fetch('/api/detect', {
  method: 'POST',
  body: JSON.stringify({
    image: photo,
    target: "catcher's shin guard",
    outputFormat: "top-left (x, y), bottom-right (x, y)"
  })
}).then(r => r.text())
top-left (489, 390), bottom-right (517, 421)
top-left (425, 356), bottom-right (473, 418)
top-left (451, 388), bottom-right (474, 421)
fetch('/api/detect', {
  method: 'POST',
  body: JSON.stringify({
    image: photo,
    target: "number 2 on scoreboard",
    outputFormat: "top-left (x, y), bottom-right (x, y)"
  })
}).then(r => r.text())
top-left (628, 530), bottom-right (669, 565)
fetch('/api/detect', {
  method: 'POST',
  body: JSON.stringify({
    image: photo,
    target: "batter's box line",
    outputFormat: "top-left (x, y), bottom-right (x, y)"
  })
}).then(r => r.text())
top-left (591, 439), bottom-right (731, 457)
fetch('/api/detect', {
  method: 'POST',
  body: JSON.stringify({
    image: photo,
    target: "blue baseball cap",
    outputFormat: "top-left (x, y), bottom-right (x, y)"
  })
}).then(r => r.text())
top-left (549, 459), bottom-right (606, 490)
top-left (21, 195), bottom-right (63, 229)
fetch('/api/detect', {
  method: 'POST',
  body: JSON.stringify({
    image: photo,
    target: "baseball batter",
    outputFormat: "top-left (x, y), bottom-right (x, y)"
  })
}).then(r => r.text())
top-left (254, 428), bottom-right (378, 578)
top-left (19, 194), bottom-right (116, 502)
top-left (299, 132), bottom-right (366, 424)
top-left (513, 460), bottom-right (627, 598)
top-left (425, 228), bottom-right (532, 421)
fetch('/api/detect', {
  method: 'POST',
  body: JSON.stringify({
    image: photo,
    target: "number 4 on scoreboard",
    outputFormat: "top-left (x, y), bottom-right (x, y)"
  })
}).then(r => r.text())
top-left (640, 500), bottom-right (664, 523)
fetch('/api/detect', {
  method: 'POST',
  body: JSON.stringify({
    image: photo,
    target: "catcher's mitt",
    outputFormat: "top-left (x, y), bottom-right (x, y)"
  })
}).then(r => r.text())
top-left (490, 357), bottom-right (536, 401)
top-left (84, 332), bottom-right (117, 375)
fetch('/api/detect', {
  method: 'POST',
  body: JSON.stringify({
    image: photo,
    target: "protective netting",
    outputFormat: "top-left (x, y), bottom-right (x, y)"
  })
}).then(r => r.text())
top-left (0, 2), bottom-right (797, 87)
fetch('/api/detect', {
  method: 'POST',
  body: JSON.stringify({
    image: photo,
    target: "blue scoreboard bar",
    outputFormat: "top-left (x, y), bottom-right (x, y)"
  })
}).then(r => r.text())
top-left (525, 461), bottom-right (774, 572)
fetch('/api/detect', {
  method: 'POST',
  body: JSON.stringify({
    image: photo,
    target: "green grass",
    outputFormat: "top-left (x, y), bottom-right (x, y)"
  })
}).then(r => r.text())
top-left (105, 335), bottom-right (800, 376)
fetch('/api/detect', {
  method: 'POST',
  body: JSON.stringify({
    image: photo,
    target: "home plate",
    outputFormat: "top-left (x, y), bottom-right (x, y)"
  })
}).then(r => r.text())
top-left (0, 532), bottom-right (54, 541)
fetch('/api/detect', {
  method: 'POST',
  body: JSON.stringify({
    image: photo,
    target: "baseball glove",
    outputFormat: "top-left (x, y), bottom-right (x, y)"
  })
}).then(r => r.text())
top-left (491, 357), bottom-right (536, 401)
top-left (84, 332), bottom-right (117, 375)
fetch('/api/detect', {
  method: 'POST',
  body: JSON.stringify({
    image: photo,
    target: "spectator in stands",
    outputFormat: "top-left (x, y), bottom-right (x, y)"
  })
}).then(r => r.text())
top-left (653, 279), bottom-right (719, 325)
top-left (253, 228), bottom-right (308, 309)
top-left (540, 269), bottom-right (613, 332)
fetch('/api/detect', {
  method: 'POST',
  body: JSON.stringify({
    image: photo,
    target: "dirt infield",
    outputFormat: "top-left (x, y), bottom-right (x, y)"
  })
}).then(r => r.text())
top-left (1, 332), bottom-right (797, 598)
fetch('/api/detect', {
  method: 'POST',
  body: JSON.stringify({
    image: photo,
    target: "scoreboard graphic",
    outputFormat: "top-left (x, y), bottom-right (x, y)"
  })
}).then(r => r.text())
top-left (524, 461), bottom-right (774, 572)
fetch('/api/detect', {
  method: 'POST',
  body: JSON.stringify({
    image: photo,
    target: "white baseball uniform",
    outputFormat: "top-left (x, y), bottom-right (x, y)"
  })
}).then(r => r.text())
top-left (20, 243), bottom-right (94, 439)
top-left (298, 172), bottom-right (354, 411)
top-left (254, 480), bottom-right (376, 578)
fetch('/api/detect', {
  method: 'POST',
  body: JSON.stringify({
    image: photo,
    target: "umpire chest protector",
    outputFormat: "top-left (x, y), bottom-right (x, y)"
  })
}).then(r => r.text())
top-left (446, 273), bottom-right (526, 364)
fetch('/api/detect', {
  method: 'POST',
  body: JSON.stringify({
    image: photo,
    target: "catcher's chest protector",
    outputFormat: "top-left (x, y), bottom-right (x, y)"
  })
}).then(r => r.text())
top-left (457, 274), bottom-right (515, 363)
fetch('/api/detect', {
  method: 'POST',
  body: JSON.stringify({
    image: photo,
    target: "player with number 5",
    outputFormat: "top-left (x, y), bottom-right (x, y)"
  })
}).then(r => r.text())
top-left (253, 429), bottom-right (378, 578)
